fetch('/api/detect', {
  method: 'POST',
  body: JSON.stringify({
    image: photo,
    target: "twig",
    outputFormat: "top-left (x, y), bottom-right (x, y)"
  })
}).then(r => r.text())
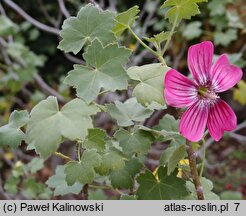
top-left (228, 132), bottom-right (246, 144)
top-left (0, 2), bottom-right (7, 16)
top-left (54, 152), bottom-right (72, 161)
top-left (34, 74), bottom-right (67, 104)
top-left (64, 53), bottom-right (84, 64)
top-left (108, 0), bottom-right (117, 12)
top-left (58, 0), bottom-right (70, 18)
top-left (3, 0), bottom-right (59, 35)
top-left (186, 139), bottom-right (204, 200)
top-left (38, 0), bottom-right (57, 26)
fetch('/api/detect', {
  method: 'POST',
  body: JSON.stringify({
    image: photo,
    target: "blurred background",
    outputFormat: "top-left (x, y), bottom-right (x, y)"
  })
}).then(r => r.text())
top-left (0, 0), bottom-right (245, 200)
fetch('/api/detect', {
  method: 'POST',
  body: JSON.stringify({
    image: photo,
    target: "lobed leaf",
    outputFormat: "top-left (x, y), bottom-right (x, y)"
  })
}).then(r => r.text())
top-left (65, 149), bottom-right (102, 185)
top-left (115, 128), bottom-right (155, 157)
top-left (127, 63), bottom-right (169, 107)
top-left (64, 39), bottom-right (131, 102)
top-left (46, 165), bottom-right (83, 196)
top-left (110, 158), bottom-right (143, 189)
top-left (0, 110), bottom-right (29, 148)
top-left (161, 0), bottom-right (208, 24)
top-left (0, 15), bottom-right (18, 36)
top-left (58, 4), bottom-right (116, 54)
top-left (83, 128), bottom-right (108, 153)
top-left (26, 96), bottom-right (99, 158)
top-left (136, 166), bottom-right (189, 199)
top-left (106, 98), bottom-right (153, 127)
top-left (97, 144), bottom-right (126, 175)
top-left (112, 6), bottom-right (140, 36)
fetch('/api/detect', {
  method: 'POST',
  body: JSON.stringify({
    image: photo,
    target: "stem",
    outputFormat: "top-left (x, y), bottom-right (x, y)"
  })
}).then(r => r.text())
top-left (199, 138), bottom-right (206, 178)
top-left (128, 27), bottom-right (166, 65)
top-left (88, 184), bottom-right (112, 190)
top-left (54, 152), bottom-right (72, 161)
top-left (186, 139), bottom-right (204, 200)
top-left (77, 140), bottom-right (82, 162)
top-left (162, 13), bottom-right (179, 56)
top-left (3, 0), bottom-right (59, 35)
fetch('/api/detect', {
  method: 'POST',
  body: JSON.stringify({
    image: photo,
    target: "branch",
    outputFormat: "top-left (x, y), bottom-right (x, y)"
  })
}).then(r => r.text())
top-left (108, 0), bottom-right (117, 12)
top-left (186, 139), bottom-right (204, 200)
top-left (38, 0), bottom-right (57, 26)
top-left (58, 0), bottom-right (70, 18)
top-left (0, 2), bottom-right (7, 15)
top-left (64, 53), bottom-right (84, 64)
top-left (3, 0), bottom-right (59, 35)
top-left (34, 74), bottom-right (67, 104)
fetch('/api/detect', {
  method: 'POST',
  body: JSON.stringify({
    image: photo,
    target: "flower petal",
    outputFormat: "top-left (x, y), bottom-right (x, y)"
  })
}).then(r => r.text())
top-left (207, 99), bottom-right (237, 141)
top-left (179, 100), bottom-right (209, 142)
top-left (188, 41), bottom-right (214, 85)
top-left (210, 54), bottom-right (243, 92)
top-left (164, 69), bottom-right (197, 108)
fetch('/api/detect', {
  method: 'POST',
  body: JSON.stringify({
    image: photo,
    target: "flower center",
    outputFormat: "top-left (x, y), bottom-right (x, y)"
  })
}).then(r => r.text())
top-left (197, 86), bottom-right (219, 103)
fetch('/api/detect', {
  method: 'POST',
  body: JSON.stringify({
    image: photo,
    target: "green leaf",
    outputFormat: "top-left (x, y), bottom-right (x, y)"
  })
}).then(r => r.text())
top-left (46, 165), bottom-right (83, 196)
top-left (154, 114), bottom-right (179, 132)
top-left (209, 15), bottom-right (228, 31)
top-left (97, 145), bottom-right (126, 175)
top-left (4, 176), bottom-right (20, 195)
top-left (136, 167), bottom-right (189, 199)
top-left (112, 6), bottom-right (140, 36)
top-left (214, 29), bottom-right (237, 47)
top-left (88, 189), bottom-right (107, 200)
top-left (147, 101), bottom-right (167, 110)
top-left (145, 32), bottom-right (170, 45)
top-left (182, 21), bottom-right (202, 40)
top-left (22, 177), bottom-right (51, 199)
top-left (127, 64), bottom-right (169, 107)
top-left (110, 158), bottom-right (143, 189)
top-left (65, 149), bottom-right (101, 185)
top-left (7, 42), bottom-right (46, 82)
top-left (0, 15), bottom-right (18, 36)
top-left (106, 98), bottom-right (153, 127)
top-left (26, 96), bottom-right (99, 158)
top-left (64, 39), bottom-right (131, 102)
top-left (26, 158), bottom-right (44, 174)
top-left (160, 146), bottom-right (176, 165)
top-left (161, 0), bottom-right (208, 24)
top-left (83, 128), bottom-right (107, 152)
top-left (154, 114), bottom-right (185, 146)
top-left (185, 177), bottom-right (220, 200)
top-left (167, 144), bottom-right (187, 175)
top-left (58, 4), bottom-right (116, 54)
top-left (115, 128), bottom-right (155, 157)
top-left (140, 125), bottom-right (181, 143)
top-left (0, 110), bottom-right (29, 148)
top-left (139, 114), bottom-right (184, 145)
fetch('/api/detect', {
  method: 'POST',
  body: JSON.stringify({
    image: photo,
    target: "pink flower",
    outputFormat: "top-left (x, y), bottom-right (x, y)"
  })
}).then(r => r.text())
top-left (164, 41), bottom-right (243, 142)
